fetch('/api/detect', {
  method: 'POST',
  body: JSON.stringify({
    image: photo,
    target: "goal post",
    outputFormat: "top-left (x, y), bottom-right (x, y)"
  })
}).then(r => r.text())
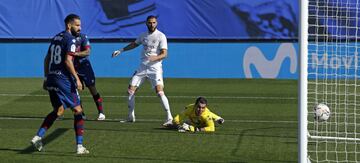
top-left (300, 0), bottom-right (360, 162)
top-left (299, 0), bottom-right (309, 162)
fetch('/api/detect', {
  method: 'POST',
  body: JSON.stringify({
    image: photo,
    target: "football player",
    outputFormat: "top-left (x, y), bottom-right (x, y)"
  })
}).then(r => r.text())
top-left (74, 33), bottom-right (105, 120)
top-left (171, 97), bottom-right (225, 132)
top-left (31, 14), bottom-right (89, 154)
top-left (112, 15), bottom-right (173, 125)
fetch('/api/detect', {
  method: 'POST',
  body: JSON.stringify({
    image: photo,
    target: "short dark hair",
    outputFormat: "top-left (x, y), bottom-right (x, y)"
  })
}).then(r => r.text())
top-left (195, 97), bottom-right (208, 105)
top-left (146, 15), bottom-right (157, 21)
top-left (64, 14), bottom-right (80, 25)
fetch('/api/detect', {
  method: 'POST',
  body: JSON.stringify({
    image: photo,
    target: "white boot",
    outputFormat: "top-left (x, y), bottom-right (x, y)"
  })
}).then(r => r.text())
top-left (97, 113), bottom-right (106, 121)
top-left (30, 135), bottom-right (43, 152)
top-left (76, 144), bottom-right (89, 154)
top-left (120, 114), bottom-right (135, 123)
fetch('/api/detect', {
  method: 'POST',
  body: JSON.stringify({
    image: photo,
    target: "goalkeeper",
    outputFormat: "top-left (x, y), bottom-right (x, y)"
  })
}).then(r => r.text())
top-left (169, 97), bottom-right (224, 132)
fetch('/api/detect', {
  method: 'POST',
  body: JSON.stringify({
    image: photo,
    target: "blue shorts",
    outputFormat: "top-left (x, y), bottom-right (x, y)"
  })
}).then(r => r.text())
top-left (76, 59), bottom-right (96, 87)
top-left (46, 74), bottom-right (81, 109)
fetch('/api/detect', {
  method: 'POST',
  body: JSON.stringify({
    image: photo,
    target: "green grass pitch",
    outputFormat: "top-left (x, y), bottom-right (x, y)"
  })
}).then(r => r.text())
top-left (0, 78), bottom-right (297, 162)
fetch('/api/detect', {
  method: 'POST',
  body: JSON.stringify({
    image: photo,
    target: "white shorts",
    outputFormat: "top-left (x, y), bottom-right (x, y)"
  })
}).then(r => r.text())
top-left (129, 65), bottom-right (164, 88)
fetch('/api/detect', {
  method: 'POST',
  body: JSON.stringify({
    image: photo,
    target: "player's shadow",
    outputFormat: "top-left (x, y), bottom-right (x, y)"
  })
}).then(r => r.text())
top-left (18, 128), bottom-right (69, 154)
top-left (153, 124), bottom-right (178, 131)
top-left (231, 126), bottom-right (297, 163)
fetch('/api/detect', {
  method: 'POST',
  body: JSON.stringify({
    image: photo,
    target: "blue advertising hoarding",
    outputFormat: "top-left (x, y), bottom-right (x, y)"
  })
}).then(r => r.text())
top-left (0, 42), bottom-right (298, 79)
top-left (308, 42), bottom-right (360, 79)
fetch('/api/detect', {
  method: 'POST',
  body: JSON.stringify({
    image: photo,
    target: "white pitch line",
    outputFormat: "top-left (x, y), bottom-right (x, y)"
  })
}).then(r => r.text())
top-left (0, 93), bottom-right (296, 100)
top-left (0, 116), bottom-right (297, 123)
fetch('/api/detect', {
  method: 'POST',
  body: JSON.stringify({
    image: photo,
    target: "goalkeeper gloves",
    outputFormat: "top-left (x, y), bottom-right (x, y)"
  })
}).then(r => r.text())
top-left (178, 123), bottom-right (189, 132)
top-left (112, 49), bottom-right (124, 58)
top-left (178, 123), bottom-right (199, 132)
top-left (216, 118), bottom-right (225, 124)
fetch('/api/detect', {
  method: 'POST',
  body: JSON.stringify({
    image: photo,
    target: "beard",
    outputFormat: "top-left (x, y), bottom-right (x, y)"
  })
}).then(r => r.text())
top-left (147, 26), bottom-right (156, 33)
top-left (71, 28), bottom-right (80, 37)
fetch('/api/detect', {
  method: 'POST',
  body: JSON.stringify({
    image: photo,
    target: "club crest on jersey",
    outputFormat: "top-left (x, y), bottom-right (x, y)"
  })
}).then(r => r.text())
top-left (71, 44), bottom-right (76, 52)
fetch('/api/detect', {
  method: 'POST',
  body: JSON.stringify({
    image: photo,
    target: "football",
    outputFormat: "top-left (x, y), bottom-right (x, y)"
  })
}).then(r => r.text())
top-left (314, 103), bottom-right (330, 122)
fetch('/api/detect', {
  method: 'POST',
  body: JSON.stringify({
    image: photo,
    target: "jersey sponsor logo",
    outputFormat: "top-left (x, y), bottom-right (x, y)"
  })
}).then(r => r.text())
top-left (145, 45), bottom-right (156, 51)
top-left (243, 43), bottom-right (297, 78)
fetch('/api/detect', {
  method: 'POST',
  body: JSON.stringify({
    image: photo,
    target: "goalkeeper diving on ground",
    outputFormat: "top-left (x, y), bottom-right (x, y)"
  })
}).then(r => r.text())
top-left (164, 96), bottom-right (224, 132)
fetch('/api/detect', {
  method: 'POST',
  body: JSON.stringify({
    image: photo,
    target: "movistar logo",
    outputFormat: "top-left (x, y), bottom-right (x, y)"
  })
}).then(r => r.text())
top-left (243, 43), bottom-right (297, 78)
top-left (310, 52), bottom-right (358, 69)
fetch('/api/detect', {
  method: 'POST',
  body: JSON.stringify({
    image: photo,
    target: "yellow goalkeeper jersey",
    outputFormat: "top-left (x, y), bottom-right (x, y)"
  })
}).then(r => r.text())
top-left (173, 104), bottom-right (222, 132)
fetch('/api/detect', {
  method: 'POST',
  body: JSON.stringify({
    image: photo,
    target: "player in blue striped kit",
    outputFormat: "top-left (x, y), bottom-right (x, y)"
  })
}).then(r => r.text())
top-left (74, 33), bottom-right (105, 120)
top-left (30, 14), bottom-right (89, 154)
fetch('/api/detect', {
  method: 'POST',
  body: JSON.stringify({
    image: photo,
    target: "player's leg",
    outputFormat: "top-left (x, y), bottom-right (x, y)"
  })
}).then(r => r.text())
top-left (76, 66), bottom-right (87, 120)
top-left (88, 85), bottom-right (105, 120)
top-left (81, 61), bottom-right (105, 120)
top-left (31, 90), bottom-right (63, 151)
top-left (65, 81), bottom-right (88, 154)
top-left (76, 74), bottom-right (87, 119)
top-left (60, 77), bottom-right (88, 154)
top-left (123, 85), bottom-right (138, 122)
top-left (122, 70), bottom-right (145, 122)
top-left (72, 105), bottom-right (89, 154)
top-left (149, 70), bottom-right (173, 125)
top-left (155, 85), bottom-right (173, 125)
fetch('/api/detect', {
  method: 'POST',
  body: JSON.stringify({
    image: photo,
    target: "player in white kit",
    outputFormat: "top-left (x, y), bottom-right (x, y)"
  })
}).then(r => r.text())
top-left (112, 15), bottom-right (173, 126)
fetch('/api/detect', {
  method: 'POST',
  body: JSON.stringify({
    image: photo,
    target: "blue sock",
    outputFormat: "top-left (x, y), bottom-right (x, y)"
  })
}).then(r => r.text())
top-left (37, 128), bottom-right (46, 137)
top-left (74, 114), bottom-right (84, 145)
top-left (76, 136), bottom-right (83, 145)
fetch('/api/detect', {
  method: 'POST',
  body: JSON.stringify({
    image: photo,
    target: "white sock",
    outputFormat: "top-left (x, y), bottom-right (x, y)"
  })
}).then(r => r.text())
top-left (158, 92), bottom-right (173, 120)
top-left (128, 93), bottom-right (135, 118)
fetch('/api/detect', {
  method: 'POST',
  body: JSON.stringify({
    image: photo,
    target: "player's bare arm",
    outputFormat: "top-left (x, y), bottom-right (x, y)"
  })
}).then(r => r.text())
top-left (149, 49), bottom-right (167, 62)
top-left (112, 42), bottom-right (139, 58)
top-left (74, 48), bottom-right (90, 57)
top-left (65, 53), bottom-right (83, 90)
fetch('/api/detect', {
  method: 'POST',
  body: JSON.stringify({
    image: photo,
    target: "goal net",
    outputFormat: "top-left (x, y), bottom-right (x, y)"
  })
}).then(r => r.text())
top-left (301, 0), bottom-right (360, 162)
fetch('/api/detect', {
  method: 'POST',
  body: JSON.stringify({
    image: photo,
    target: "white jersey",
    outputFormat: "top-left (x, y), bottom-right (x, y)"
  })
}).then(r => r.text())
top-left (135, 29), bottom-right (167, 68)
